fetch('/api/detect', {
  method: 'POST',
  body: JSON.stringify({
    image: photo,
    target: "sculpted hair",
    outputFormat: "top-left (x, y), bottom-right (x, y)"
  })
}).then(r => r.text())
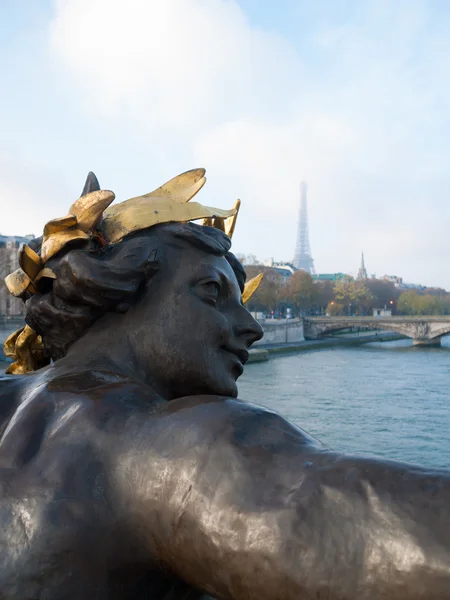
top-left (25, 222), bottom-right (246, 361)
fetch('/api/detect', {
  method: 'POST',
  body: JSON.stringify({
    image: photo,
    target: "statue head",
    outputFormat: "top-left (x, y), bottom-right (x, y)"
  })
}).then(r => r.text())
top-left (3, 169), bottom-right (263, 397)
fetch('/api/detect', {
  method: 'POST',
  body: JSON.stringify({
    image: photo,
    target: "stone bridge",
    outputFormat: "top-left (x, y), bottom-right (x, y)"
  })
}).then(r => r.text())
top-left (303, 316), bottom-right (450, 346)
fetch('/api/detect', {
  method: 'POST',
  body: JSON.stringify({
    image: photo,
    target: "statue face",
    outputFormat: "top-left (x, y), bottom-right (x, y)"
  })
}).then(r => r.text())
top-left (124, 244), bottom-right (263, 399)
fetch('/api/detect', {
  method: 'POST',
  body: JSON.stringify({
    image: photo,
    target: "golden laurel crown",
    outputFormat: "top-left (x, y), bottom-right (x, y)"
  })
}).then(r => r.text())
top-left (3, 168), bottom-right (263, 374)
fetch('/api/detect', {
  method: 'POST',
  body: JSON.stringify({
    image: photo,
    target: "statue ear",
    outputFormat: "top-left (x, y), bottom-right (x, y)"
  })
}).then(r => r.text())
top-left (81, 172), bottom-right (100, 196)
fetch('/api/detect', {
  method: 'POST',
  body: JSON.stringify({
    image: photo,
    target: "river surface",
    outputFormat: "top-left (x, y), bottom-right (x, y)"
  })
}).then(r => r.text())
top-left (1, 325), bottom-right (449, 469)
top-left (239, 339), bottom-right (450, 469)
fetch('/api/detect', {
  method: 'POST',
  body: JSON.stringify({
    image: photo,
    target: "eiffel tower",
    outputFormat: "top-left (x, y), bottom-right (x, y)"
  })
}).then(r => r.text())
top-left (293, 181), bottom-right (315, 274)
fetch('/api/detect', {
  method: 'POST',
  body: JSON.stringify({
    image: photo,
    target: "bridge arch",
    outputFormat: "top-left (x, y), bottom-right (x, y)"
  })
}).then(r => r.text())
top-left (428, 324), bottom-right (450, 339)
top-left (303, 317), bottom-right (450, 342)
top-left (312, 322), bottom-right (409, 337)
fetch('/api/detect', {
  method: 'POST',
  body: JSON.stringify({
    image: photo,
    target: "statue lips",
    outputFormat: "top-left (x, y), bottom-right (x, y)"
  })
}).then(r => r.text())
top-left (221, 346), bottom-right (249, 375)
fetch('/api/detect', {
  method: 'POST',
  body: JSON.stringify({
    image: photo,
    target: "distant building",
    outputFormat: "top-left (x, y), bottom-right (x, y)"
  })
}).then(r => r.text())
top-left (395, 282), bottom-right (426, 291)
top-left (263, 259), bottom-right (298, 285)
top-left (357, 252), bottom-right (368, 280)
top-left (380, 274), bottom-right (426, 290)
top-left (383, 275), bottom-right (403, 285)
top-left (0, 234), bottom-right (35, 317)
top-left (312, 273), bottom-right (348, 282)
top-left (271, 264), bottom-right (297, 284)
top-left (373, 308), bottom-right (392, 317)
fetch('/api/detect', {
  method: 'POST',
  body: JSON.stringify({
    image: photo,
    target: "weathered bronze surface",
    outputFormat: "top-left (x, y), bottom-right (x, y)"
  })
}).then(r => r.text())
top-left (0, 173), bottom-right (449, 599)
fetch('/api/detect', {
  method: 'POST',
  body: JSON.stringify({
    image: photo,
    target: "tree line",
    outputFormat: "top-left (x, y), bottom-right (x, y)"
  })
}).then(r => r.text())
top-left (243, 265), bottom-right (450, 317)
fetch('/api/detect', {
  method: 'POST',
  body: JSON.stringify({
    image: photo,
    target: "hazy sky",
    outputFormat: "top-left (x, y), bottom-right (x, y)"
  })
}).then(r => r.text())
top-left (2, 0), bottom-right (450, 287)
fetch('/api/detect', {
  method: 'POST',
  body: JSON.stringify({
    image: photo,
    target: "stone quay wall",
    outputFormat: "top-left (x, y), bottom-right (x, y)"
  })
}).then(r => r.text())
top-left (254, 319), bottom-right (305, 346)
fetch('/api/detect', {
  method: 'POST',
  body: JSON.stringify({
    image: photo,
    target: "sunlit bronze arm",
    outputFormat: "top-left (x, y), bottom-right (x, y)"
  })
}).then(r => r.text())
top-left (114, 397), bottom-right (450, 600)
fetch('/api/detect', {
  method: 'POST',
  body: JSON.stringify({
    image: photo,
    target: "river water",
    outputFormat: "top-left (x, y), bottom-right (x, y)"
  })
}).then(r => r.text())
top-left (239, 339), bottom-right (450, 469)
top-left (1, 325), bottom-right (449, 469)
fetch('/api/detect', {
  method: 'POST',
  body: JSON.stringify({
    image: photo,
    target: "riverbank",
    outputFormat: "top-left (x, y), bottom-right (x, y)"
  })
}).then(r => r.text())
top-left (248, 332), bottom-right (404, 362)
top-left (0, 333), bottom-right (405, 372)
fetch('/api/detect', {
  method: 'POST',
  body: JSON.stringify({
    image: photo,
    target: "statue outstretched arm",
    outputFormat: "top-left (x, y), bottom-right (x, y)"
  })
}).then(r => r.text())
top-left (115, 396), bottom-right (450, 600)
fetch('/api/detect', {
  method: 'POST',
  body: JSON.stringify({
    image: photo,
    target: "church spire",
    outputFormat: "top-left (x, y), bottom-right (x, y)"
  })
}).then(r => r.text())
top-left (357, 252), bottom-right (368, 280)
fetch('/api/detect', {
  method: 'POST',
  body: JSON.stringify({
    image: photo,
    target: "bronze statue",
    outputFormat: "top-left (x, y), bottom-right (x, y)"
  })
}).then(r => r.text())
top-left (0, 170), bottom-right (449, 599)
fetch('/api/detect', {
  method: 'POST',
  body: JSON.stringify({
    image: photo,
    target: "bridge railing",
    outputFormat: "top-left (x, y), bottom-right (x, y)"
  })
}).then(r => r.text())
top-left (305, 316), bottom-right (450, 321)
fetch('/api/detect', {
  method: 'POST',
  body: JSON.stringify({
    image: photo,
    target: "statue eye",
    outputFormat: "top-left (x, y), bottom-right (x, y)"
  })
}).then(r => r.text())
top-left (202, 280), bottom-right (221, 302)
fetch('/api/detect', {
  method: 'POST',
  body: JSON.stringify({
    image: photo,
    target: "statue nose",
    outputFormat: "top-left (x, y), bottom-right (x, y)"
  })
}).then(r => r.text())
top-left (234, 314), bottom-right (264, 346)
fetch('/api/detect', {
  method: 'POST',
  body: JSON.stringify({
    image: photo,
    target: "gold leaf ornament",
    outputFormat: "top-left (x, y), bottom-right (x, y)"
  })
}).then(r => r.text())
top-left (5, 268), bottom-right (34, 297)
top-left (3, 325), bottom-right (46, 374)
top-left (102, 168), bottom-right (241, 243)
top-left (19, 244), bottom-right (42, 280)
top-left (5, 244), bottom-right (57, 298)
top-left (225, 200), bottom-right (241, 239)
top-left (40, 190), bottom-right (115, 262)
top-left (69, 190), bottom-right (116, 232)
top-left (102, 198), bottom-right (237, 244)
top-left (242, 272), bottom-right (264, 305)
top-left (142, 168), bottom-right (206, 203)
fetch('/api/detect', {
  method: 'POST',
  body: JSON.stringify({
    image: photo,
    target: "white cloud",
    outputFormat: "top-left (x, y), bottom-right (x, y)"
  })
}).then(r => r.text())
top-left (50, 0), bottom-right (300, 134)
top-left (36, 0), bottom-right (450, 287)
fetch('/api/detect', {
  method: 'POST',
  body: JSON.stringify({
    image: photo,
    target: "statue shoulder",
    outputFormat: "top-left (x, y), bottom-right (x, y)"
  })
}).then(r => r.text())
top-left (159, 394), bottom-right (321, 451)
top-left (0, 370), bottom-right (163, 595)
top-left (0, 369), bottom-right (164, 467)
top-left (0, 373), bottom-right (30, 437)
